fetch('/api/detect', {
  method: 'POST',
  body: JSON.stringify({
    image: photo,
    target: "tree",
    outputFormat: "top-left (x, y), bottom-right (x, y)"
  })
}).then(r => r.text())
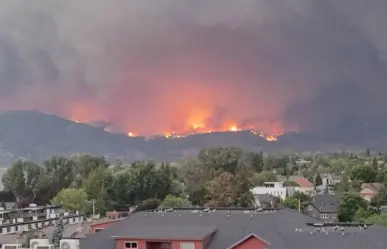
top-left (159, 195), bottom-right (191, 208)
top-left (283, 181), bottom-right (300, 187)
top-left (351, 165), bottom-right (377, 183)
top-left (338, 193), bottom-right (368, 222)
top-left (283, 196), bottom-right (300, 210)
top-left (250, 171), bottom-right (277, 186)
top-left (232, 165), bottom-right (254, 207)
top-left (51, 217), bottom-right (64, 248)
top-left (72, 155), bottom-right (109, 181)
top-left (198, 147), bottom-right (243, 174)
top-left (250, 151), bottom-right (264, 173)
top-left (315, 173), bottom-right (323, 186)
top-left (2, 160), bottom-right (45, 206)
top-left (51, 188), bottom-right (88, 213)
top-left (205, 172), bottom-right (235, 207)
top-left (372, 157), bottom-right (378, 170)
top-left (366, 148), bottom-right (371, 157)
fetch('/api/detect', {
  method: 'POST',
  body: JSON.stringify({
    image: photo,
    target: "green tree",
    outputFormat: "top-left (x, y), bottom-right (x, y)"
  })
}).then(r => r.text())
top-left (372, 157), bottom-right (378, 170)
top-left (283, 181), bottom-right (300, 187)
top-left (232, 165), bottom-right (254, 207)
top-left (73, 155), bottom-right (109, 181)
top-left (250, 151), bottom-right (264, 173)
top-left (198, 147), bottom-right (243, 174)
top-left (2, 160), bottom-right (45, 205)
top-left (338, 193), bottom-right (368, 222)
top-left (366, 213), bottom-right (387, 226)
top-left (51, 217), bottom-right (64, 248)
top-left (135, 198), bottom-right (161, 212)
top-left (204, 172), bottom-right (235, 207)
top-left (315, 173), bottom-right (323, 186)
top-left (283, 196), bottom-right (300, 210)
top-left (351, 165), bottom-right (377, 183)
top-left (250, 171), bottom-right (277, 186)
top-left (159, 195), bottom-right (191, 208)
top-left (51, 188), bottom-right (88, 213)
top-left (366, 148), bottom-right (371, 157)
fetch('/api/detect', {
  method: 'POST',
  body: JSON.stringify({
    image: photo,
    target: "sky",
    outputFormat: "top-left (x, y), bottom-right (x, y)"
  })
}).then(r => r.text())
top-left (0, 0), bottom-right (386, 138)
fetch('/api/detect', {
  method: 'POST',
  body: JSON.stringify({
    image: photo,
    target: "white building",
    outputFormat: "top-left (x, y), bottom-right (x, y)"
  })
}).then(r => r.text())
top-left (251, 182), bottom-right (297, 201)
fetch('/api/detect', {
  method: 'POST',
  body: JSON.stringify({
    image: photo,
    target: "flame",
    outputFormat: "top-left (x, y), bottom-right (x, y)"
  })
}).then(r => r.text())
top-left (265, 135), bottom-right (277, 142)
top-left (65, 99), bottom-right (290, 141)
top-left (229, 125), bottom-right (238, 132)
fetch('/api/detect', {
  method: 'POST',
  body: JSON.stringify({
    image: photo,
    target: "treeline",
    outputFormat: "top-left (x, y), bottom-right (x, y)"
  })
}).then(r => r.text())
top-left (1, 148), bottom-right (273, 214)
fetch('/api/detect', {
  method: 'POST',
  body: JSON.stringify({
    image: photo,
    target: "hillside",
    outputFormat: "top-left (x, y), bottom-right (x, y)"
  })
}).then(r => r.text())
top-left (0, 111), bottom-right (385, 165)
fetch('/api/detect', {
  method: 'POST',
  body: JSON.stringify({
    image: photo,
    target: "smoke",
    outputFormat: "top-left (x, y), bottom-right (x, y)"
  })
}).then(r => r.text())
top-left (0, 0), bottom-right (386, 137)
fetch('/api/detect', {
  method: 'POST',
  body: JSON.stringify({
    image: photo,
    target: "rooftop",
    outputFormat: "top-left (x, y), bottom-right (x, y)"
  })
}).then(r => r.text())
top-left (310, 194), bottom-right (340, 213)
top-left (80, 207), bottom-right (387, 249)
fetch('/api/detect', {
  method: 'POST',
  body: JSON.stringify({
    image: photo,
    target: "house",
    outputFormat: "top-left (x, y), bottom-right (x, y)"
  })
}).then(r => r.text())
top-left (89, 218), bottom-right (125, 234)
top-left (316, 173), bottom-right (342, 194)
top-left (0, 213), bottom-right (85, 246)
top-left (360, 183), bottom-right (384, 202)
top-left (304, 194), bottom-right (340, 223)
top-left (80, 207), bottom-right (387, 249)
top-left (253, 194), bottom-right (280, 209)
top-left (277, 175), bottom-right (316, 196)
top-left (251, 182), bottom-right (296, 200)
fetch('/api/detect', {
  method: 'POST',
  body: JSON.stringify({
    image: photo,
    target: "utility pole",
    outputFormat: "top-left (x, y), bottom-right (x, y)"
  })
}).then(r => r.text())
top-left (92, 199), bottom-right (95, 219)
top-left (298, 197), bottom-right (301, 213)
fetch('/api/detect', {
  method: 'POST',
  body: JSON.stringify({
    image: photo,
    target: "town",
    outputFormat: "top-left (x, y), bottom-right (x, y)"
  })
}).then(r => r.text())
top-left (0, 148), bottom-right (387, 249)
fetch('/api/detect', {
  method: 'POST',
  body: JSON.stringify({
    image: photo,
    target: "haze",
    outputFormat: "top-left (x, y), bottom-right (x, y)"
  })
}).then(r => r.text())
top-left (0, 0), bottom-right (386, 138)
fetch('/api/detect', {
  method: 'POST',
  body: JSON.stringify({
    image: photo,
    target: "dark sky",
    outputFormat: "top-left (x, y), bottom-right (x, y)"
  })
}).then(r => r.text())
top-left (0, 0), bottom-right (386, 137)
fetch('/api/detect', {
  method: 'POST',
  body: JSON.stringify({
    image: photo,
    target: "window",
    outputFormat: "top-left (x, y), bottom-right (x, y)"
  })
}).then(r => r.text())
top-left (320, 214), bottom-right (329, 219)
top-left (332, 214), bottom-right (336, 219)
top-left (94, 228), bottom-right (104, 233)
top-left (180, 242), bottom-right (194, 249)
top-left (308, 205), bottom-right (312, 211)
top-left (125, 242), bottom-right (138, 249)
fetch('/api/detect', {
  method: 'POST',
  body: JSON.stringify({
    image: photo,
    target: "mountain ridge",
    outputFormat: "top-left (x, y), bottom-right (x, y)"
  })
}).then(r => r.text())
top-left (0, 110), bottom-right (384, 165)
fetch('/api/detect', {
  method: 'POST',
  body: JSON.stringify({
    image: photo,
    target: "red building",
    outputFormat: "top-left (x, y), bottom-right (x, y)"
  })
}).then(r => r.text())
top-left (80, 207), bottom-right (387, 249)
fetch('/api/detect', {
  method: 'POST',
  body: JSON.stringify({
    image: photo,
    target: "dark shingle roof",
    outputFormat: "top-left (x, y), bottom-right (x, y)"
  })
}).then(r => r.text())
top-left (311, 194), bottom-right (340, 213)
top-left (111, 225), bottom-right (216, 240)
top-left (80, 208), bottom-right (387, 249)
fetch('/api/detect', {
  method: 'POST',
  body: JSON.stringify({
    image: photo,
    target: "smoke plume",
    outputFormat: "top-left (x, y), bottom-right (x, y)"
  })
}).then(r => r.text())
top-left (0, 0), bottom-right (386, 138)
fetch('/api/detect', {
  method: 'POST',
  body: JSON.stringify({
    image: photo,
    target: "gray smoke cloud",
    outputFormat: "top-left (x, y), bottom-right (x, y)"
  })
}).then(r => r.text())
top-left (0, 0), bottom-right (386, 138)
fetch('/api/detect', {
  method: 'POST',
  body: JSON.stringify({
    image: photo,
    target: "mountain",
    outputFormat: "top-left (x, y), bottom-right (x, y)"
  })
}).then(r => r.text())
top-left (0, 110), bottom-right (385, 165)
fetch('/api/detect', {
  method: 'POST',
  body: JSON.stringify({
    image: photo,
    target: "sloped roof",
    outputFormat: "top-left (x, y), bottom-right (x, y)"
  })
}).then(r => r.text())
top-left (361, 183), bottom-right (384, 192)
top-left (80, 208), bottom-right (387, 249)
top-left (288, 176), bottom-right (314, 187)
top-left (311, 194), bottom-right (340, 213)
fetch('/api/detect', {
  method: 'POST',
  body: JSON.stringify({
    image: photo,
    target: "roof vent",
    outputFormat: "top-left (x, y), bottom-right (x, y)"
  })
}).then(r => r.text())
top-left (250, 214), bottom-right (253, 218)
top-left (325, 232), bottom-right (328, 235)
top-left (310, 231), bottom-right (315, 235)
top-left (340, 227), bottom-right (344, 231)
top-left (204, 208), bottom-right (210, 212)
top-left (200, 214), bottom-right (203, 216)
top-left (316, 228), bottom-right (321, 232)
top-left (341, 232), bottom-right (345, 235)
top-left (161, 214), bottom-right (165, 216)
top-left (227, 210), bottom-right (230, 213)
top-left (212, 209), bottom-right (216, 212)
top-left (295, 228), bottom-right (299, 232)
top-left (165, 208), bottom-right (173, 212)
top-left (144, 214), bottom-right (147, 217)
top-left (244, 210), bottom-right (250, 213)
top-left (226, 214), bottom-right (231, 218)
top-left (179, 214), bottom-right (182, 216)
top-left (364, 224), bottom-right (368, 230)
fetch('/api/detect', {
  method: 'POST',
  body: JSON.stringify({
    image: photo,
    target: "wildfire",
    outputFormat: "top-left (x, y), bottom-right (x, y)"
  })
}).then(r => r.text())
top-left (229, 125), bottom-right (238, 132)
